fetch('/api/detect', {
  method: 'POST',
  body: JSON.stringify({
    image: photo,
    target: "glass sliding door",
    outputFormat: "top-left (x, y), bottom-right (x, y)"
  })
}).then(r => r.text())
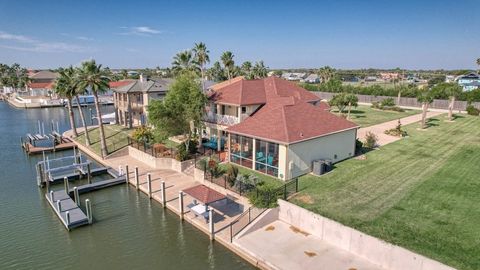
top-left (254, 139), bottom-right (279, 177)
top-left (230, 134), bottom-right (253, 168)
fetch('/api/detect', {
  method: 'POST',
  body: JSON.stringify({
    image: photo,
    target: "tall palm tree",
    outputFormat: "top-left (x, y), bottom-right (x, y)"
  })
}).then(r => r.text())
top-left (192, 42), bottom-right (210, 90)
top-left (220, 51), bottom-right (235, 80)
top-left (241, 61), bottom-right (252, 78)
top-left (417, 89), bottom-right (434, 129)
top-left (54, 70), bottom-right (78, 137)
top-left (252, 61), bottom-right (268, 79)
top-left (63, 66), bottom-right (91, 146)
top-left (172, 50), bottom-right (197, 74)
top-left (121, 69), bottom-right (129, 80)
top-left (318, 66), bottom-right (335, 83)
top-left (75, 60), bottom-right (111, 158)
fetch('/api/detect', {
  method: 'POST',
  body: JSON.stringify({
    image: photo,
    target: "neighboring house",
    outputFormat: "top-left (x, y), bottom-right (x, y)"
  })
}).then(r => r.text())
top-left (203, 76), bottom-right (358, 181)
top-left (27, 70), bottom-right (59, 96)
top-left (379, 72), bottom-right (400, 81)
top-left (110, 75), bottom-right (173, 127)
top-left (455, 72), bottom-right (480, 91)
top-left (445, 75), bottom-right (455, 83)
top-left (281, 72), bottom-right (307, 81)
top-left (364, 76), bottom-right (377, 82)
top-left (303, 74), bottom-right (321, 84)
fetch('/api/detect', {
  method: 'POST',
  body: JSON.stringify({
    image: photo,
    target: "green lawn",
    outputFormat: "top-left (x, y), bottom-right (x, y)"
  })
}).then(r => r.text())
top-left (218, 163), bottom-right (284, 188)
top-left (77, 124), bottom-right (132, 156)
top-left (292, 115), bottom-right (480, 270)
top-left (332, 105), bottom-right (420, 127)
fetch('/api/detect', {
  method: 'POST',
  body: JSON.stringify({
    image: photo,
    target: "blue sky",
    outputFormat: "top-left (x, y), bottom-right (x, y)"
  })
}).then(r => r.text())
top-left (0, 0), bottom-right (478, 70)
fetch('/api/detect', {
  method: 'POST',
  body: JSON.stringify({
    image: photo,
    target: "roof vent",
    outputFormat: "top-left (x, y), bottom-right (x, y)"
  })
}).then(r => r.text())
top-left (300, 132), bottom-right (304, 138)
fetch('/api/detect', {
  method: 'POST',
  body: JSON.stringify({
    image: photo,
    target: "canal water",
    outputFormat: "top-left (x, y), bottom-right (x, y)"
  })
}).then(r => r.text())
top-left (0, 102), bottom-right (253, 270)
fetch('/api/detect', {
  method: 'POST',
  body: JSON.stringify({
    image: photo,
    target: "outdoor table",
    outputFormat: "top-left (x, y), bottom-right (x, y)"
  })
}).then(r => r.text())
top-left (190, 204), bottom-right (209, 222)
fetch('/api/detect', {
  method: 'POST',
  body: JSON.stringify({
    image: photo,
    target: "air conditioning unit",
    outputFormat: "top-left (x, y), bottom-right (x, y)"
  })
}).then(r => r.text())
top-left (312, 160), bottom-right (325, 175)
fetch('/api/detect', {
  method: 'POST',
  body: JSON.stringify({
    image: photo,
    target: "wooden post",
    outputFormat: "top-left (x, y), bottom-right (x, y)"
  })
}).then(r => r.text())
top-left (73, 187), bottom-right (80, 206)
top-left (135, 166), bottom-right (139, 190)
top-left (125, 165), bottom-right (129, 184)
top-left (161, 181), bottom-right (166, 207)
top-left (118, 165), bottom-right (123, 176)
top-left (147, 173), bottom-right (152, 199)
top-left (209, 208), bottom-right (215, 241)
top-left (179, 191), bottom-right (184, 220)
top-left (64, 176), bottom-right (69, 192)
top-left (85, 199), bottom-right (92, 224)
top-left (36, 163), bottom-right (42, 187)
top-left (50, 190), bottom-right (54, 202)
top-left (87, 163), bottom-right (91, 184)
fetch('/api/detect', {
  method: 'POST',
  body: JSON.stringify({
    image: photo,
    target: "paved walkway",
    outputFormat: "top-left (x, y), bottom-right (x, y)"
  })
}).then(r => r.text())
top-left (357, 111), bottom-right (444, 146)
top-left (235, 220), bottom-right (385, 270)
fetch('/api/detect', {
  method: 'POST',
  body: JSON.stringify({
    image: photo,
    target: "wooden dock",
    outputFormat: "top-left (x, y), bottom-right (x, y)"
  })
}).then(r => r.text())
top-left (49, 167), bottom-right (109, 183)
top-left (70, 176), bottom-right (126, 195)
top-left (45, 190), bottom-right (91, 230)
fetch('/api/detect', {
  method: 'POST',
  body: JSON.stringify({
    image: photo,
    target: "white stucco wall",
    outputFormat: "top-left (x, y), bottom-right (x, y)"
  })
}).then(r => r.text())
top-left (286, 129), bottom-right (356, 179)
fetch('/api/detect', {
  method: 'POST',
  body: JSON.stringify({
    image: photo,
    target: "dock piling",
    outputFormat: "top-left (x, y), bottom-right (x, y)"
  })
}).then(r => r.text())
top-left (209, 208), bottom-right (214, 241)
top-left (147, 173), bottom-right (152, 198)
top-left (87, 163), bottom-right (91, 184)
top-left (64, 176), bottom-right (69, 192)
top-left (135, 166), bottom-right (139, 190)
top-left (118, 165), bottom-right (123, 176)
top-left (50, 190), bottom-right (54, 202)
top-left (161, 181), bottom-right (166, 207)
top-left (73, 187), bottom-right (80, 206)
top-left (56, 200), bottom-right (61, 212)
top-left (125, 165), bottom-right (129, 184)
top-left (85, 199), bottom-right (92, 224)
top-left (179, 191), bottom-right (184, 220)
top-left (65, 211), bottom-right (70, 227)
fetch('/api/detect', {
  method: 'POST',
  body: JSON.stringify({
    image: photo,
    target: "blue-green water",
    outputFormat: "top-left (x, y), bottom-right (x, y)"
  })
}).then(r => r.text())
top-left (0, 102), bottom-right (253, 269)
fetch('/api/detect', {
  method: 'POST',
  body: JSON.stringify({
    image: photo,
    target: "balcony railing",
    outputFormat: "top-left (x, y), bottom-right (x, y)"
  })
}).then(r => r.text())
top-left (203, 114), bottom-right (239, 126)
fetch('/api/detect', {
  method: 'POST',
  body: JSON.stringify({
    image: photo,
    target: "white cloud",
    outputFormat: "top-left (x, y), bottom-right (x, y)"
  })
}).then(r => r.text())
top-left (119, 26), bottom-right (162, 36)
top-left (0, 30), bottom-right (94, 53)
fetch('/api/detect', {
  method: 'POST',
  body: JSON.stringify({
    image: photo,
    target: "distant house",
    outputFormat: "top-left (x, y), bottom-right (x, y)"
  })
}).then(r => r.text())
top-left (445, 75), bottom-right (456, 83)
top-left (27, 70), bottom-right (59, 97)
top-left (364, 76), bottom-right (377, 82)
top-left (303, 74), bottom-right (320, 84)
top-left (282, 72), bottom-right (307, 81)
top-left (379, 72), bottom-right (400, 81)
top-left (455, 72), bottom-right (480, 91)
top-left (110, 75), bottom-right (173, 127)
top-left (203, 76), bottom-right (358, 181)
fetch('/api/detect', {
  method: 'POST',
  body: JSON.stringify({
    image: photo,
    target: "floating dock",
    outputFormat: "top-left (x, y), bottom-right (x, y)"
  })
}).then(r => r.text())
top-left (45, 189), bottom-right (91, 230)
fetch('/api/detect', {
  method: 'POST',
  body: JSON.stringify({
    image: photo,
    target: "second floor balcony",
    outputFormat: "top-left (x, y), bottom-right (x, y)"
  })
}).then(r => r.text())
top-left (203, 113), bottom-right (240, 126)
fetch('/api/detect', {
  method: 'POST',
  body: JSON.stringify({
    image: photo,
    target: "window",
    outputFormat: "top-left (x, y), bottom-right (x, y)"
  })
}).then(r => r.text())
top-left (241, 106), bottom-right (247, 114)
top-left (230, 135), bottom-right (253, 169)
top-left (254, 139), bottom-right (279, 177)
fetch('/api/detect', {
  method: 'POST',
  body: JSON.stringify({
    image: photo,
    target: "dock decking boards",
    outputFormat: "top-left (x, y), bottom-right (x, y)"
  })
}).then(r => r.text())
top-left (45, 190), bottom-right (89, 230)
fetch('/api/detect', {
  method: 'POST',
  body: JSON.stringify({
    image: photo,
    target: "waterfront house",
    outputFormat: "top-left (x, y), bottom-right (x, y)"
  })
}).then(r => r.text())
top-left (202, 76), bottom-right (359, 181)
top-left (455, 72), bottom-right (480, 91)
top-left (110, 75), bottom-right (173, 127)
top-left (303, 74), bottom-right (321, 84)
top-left (281, 72), bottom-right (307, 81)
top-left (27, 70), bottom-right (59, 97)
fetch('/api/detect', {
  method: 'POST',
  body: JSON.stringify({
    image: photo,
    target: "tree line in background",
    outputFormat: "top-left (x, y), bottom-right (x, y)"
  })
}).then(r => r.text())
top-left (0, 63), bottom-right (30, 90)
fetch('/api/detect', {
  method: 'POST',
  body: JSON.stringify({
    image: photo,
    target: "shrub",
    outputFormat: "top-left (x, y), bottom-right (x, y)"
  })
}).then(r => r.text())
top-left (364, 131), bottom-right (378, 148)
top-left (381, 98), bottom-right (395, 107)
top-left (248, 183), bottom-right (278, 208)
top-left (371, 101), bottom-right (381, 109)
top-left (355, 138), bottom-right (364, 154)
top-left (132, 125), bottom-right (154, 143)
top-left (175, 139), bottom-right (198, 161)
top-left (466, 105), bottom-right (480, 116)
top-left (234, 173), bottom-right (262, 193)
top-left (225, 164), bottom-right (239, 187)
top-left (384, 120), bottom-right (408, 137)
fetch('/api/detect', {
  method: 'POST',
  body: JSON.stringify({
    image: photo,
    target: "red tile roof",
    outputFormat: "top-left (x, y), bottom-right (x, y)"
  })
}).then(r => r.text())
top-left (28, 82), bottom-right (54, 89)
top-left (210, 76), bottom-right (319, 106)
top-left (109, 80), bottom-right (135, 88)
top-left (227, 99), bottom-right (357, 144)
top-left (183, 185), bottom-right (226, 204)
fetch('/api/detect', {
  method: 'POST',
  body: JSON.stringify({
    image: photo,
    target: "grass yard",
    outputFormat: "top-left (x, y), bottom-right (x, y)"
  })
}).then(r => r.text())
top-left (77, 124), bottom-right (132, 156)
top-left (331, 104), bottom-right (420, 127)
top-left (292, 115), bottom-right (480, 270)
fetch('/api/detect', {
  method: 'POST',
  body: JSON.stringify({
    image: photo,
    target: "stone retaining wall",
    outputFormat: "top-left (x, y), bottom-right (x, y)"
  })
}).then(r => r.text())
top-left (278, 200), bottom-right (455, 270)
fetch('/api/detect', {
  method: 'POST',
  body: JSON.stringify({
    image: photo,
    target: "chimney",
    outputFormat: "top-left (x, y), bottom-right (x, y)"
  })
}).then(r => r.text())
top-left (139, 73), bottom-right (145, 83)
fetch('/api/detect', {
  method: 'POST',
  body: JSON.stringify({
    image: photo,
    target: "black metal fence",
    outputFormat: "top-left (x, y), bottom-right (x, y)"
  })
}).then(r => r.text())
top-left (127, 137), bottom-right (178, 158)
top-left (229, 207), bottom-right (266, 242)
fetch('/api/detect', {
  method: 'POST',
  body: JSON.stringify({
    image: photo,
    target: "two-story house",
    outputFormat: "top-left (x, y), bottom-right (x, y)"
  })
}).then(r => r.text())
top-left (110, 75), bottom-right (173, 127)
top-left (455, 72), bottom-right (480, 91)
top-left (202, 76), bottom-right (359, 181)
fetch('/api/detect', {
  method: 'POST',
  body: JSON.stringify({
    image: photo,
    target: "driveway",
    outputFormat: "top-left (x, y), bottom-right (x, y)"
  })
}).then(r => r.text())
top-left (357, 111), bottom-right (444, 146)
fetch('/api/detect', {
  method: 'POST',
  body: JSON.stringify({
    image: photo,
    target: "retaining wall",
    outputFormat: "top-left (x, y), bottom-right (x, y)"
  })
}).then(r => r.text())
top-left (128, 146), bottom-right (192, 172)
top-left (278, 200), bottom-right (455, 270)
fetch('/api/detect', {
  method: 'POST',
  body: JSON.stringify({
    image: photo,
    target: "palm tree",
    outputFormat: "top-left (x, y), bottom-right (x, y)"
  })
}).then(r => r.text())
top-left (241, 61), bottom-right (252, 78)
top-left (220, 51), bottom-right (235, 80)
top-left (75, 60), bottom-right (111, 158)
top-left (62, 66), bottom-right (91, 146)
top-left (121, 69), bottom-right (129, 80)
top-left (192, 42), bottom-right (210, 90)
top-left (318, 66), bottom-right (335, 83)
top-left (54, 70), bottom-right (78, 137)
top-left (345, 93), bottom-right (358, 120)
top-left (417, 89), bottom-right (434, 129)
top-left (445, 83), bottom-right (462, 121)
top-left (208, 61), bottom-right (226, 82)
top-left (252, 61), bottom-right (268, 79)
top-left (172, 50), bottom-right (197, 74)
top-left (476, 58), bottom-right (480, 66)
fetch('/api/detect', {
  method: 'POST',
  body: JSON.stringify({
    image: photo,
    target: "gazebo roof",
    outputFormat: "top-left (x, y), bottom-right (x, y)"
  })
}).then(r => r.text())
top-left (183, 185), bottom-right (226, 205)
